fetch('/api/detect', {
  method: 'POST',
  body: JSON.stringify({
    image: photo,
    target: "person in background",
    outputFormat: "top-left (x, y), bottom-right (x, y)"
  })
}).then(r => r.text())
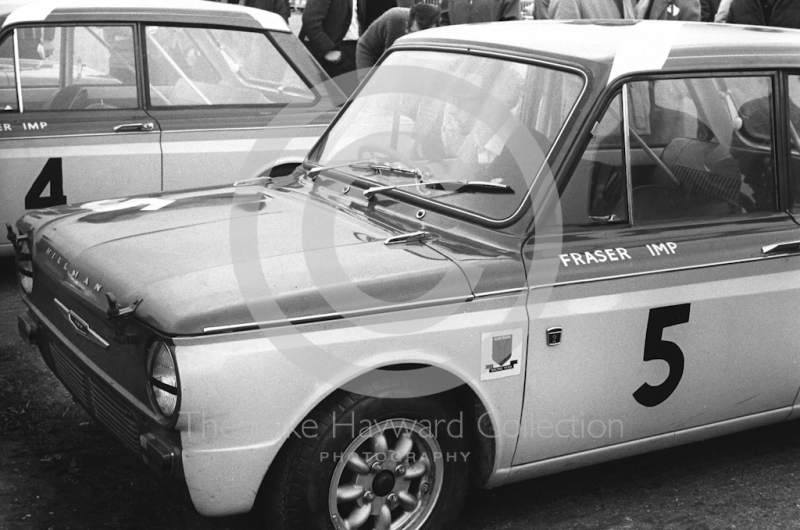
top-left (535, 0), bottom-right (551, 19)
top-left (551, 0), bottom-right (637, 19)
top-left (701, 0), bottom-right (721, 21)
top-left (726, 0), bottom-right (800, 28)
top-left (356, 3), bottom-right (441, 79)
top-left (440, 0), bottom-right (521, 25)
top-left (714, 0), bottom-right (733, 20)
top-left (636, 0), bottom-right (701, 19)
top-left (364, 0), bottom-right (416, 30)
top-left (243, 0), bottom-right (291, 22)
top-left (299, 0), bottom-right (366, 96)
top-left (551, 0), bottom-right (699, 20)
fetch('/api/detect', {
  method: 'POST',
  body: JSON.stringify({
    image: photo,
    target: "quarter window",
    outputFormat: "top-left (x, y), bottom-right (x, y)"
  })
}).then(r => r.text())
top-left (145, 26), bottom-right (314, 106)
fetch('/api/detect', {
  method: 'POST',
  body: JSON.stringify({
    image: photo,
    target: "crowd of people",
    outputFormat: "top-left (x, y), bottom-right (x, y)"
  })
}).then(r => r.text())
top-left (208, 0), bottom-right (800, 95)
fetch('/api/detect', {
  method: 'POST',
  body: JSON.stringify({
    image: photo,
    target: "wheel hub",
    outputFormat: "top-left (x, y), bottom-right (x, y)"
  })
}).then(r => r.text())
top-left (372, 470), bottom-right (396, 497)
top-left (328, 418), bottom-right (445, 530)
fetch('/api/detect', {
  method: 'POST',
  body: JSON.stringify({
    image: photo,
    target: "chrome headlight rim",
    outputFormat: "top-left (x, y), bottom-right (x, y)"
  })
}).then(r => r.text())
top-left (7, 226), bottom-right (34, 295)
top-left (16, 235), bottom-right (34, 295)
top-left (146, 340), bottom-right (181, 422)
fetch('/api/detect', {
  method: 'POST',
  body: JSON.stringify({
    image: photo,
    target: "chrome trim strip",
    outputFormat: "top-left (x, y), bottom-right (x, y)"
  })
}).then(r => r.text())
top-left (12, 29), bottom-right (22, 113)
top-left (530, 254), bottom-right (789, 291)
top-left (54, 298), bottom-right (110, 349)
top-left (159, 124), bottom-right (326, 135)
top-left (473, 287), bottom-right (527, 298)
top-left (0, 131), bottom-right (159, 142)
top-left (202, 294), bottom-right (475, 333)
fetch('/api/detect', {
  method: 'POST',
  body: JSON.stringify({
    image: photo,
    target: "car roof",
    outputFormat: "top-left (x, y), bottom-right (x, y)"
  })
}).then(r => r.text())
top-left (396, 20), bottom-right (800, 82)
top-left (0, 0), bottom-right (289, 32)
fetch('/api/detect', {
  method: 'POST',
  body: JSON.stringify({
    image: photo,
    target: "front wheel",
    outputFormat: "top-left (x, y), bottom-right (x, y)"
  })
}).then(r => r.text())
top-left (262, 391), bottom-right (472, 530)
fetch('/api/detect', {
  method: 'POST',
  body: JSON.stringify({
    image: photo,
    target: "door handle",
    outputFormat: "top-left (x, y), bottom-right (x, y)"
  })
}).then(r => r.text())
top-left (762, 241), bottom-right (800, 255)
top-left (113, 122), bottom-right (155, 132)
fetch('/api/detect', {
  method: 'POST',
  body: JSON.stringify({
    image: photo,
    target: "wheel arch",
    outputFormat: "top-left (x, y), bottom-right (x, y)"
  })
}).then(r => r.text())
top-left (254, 363), bottom-right (498, 511)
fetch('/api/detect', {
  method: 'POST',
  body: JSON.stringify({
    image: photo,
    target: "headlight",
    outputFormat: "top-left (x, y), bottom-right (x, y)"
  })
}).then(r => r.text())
top-left (147, 341), bottom-right (180, 419)
top-left (17, 236), bottom-right (33, 295)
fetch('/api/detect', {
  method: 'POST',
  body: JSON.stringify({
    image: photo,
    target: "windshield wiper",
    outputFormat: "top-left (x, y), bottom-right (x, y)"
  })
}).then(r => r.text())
top-left (350, 161), bottom-right (424, 179)
top-left (363, 180), bottom-right (512, 199)
top-left (306, 159), bottom-right (423, 181)
top-left (305, 159), bottom-right (373, 180)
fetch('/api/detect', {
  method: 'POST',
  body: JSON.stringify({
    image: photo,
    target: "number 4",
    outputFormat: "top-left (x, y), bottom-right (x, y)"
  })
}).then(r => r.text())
top-left (633, 304), bottom-right (691, 408)
top-left (25, 158), bottom-right (67, 209)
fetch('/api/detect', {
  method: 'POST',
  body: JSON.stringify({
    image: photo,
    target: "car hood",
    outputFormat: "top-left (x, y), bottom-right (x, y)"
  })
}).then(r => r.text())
top-left (27, 185), bottom-right (473, 335)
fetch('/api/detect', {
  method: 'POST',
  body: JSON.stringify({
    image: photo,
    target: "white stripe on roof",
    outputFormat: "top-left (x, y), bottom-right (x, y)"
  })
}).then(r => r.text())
top-left (607, 21), bottom-right (685, 84)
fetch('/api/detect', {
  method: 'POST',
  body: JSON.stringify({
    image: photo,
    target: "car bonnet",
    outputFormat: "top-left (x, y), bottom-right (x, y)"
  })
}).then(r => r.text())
top-left (25, 185), bottom-right (473, 335)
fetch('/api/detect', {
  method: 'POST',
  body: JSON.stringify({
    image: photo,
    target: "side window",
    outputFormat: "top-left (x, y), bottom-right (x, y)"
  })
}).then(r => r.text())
top-left (15, 25), bottom-right (137, 112)
top-left (627, 76), bottom-right (776, 223)
top-left (0, 34), bottom-right (17, 111)
top-left (145, 26), bottom-right (315, 107)
top-left (560, 93), bottom-right (629, 230)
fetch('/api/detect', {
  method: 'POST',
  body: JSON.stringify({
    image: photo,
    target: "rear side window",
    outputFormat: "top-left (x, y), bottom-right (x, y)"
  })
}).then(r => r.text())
top-left (145, 26), bottom-right (315, 107)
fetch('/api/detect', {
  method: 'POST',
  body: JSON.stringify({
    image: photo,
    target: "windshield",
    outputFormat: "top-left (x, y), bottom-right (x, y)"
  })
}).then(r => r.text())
top-left (309, 50), bottom-right (584, 220)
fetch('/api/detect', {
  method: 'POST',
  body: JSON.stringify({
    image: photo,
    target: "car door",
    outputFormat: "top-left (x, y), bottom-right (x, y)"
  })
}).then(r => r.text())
top-left (142, 25), bottom-right (342, 190)
top-left (0, 24), bottom-right (161, 251)
top-left (514, 72), bottom-right (800, 466)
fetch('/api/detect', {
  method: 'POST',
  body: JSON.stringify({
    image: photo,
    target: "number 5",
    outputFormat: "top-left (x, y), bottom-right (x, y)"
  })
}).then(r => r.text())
top-left (633, 304), bottom-right (691, 408)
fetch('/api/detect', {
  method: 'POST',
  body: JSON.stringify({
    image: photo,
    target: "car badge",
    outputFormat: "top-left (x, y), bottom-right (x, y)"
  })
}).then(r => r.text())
top-left (492, 334), bottom-right (513, 366)
top-left (54, 298), bottom-right (109, 349)
top-left (46, 247), bottom-right (102, 293)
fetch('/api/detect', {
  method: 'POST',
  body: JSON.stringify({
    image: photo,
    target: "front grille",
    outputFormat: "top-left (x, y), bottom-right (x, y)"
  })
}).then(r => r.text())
top-left (50, 339), bottom-right (141, 452)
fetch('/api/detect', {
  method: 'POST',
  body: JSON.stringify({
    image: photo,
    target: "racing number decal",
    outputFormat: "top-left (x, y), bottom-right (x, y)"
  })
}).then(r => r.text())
top-left (633, 304), bottom-right (691, 407)
top-left (25, 158), bottom-right (66, 209)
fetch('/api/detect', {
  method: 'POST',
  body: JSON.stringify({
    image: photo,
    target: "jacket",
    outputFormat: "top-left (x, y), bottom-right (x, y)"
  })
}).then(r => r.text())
top-left (643, 0), bottom-right (701, 20)
top-left (440, 0), bottom-right (521, 25)
top-left (727, 0), bottom-right (800, 28)
top-left (300, 0), bottom-right (367, 57)
top-left (244, 0), bottom-right (291, 21)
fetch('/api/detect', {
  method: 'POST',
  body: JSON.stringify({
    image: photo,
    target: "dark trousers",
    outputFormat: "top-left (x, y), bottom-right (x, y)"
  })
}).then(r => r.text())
top-left (319, 40), bottom-right (359, 97)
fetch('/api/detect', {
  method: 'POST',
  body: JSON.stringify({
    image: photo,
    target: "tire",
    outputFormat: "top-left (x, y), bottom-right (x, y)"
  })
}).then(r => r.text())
top-left (261, 385), bottom-right (473, 530)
